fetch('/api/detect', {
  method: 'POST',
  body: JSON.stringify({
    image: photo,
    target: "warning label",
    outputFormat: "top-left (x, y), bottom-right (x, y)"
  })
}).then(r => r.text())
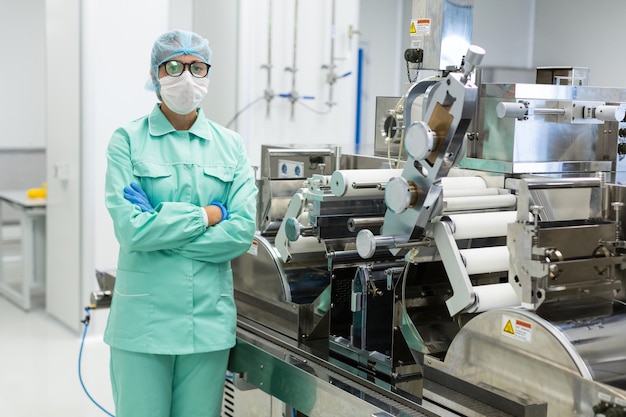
top-left (501, 314), bottom-right (532, 343)
top-left (247, 240), bottom-right (258, 256)
top-left (410, 19), bottom-right (431, 36)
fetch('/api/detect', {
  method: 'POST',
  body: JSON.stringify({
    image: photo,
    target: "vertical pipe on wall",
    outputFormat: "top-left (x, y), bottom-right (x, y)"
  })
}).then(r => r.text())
top-left (355, 47), bottom-right (364, 153)
top-left (286, 0), bottom-right (299, 120)
top-left (325, 0), bottom-right (337, 108)
top-left (262, 0), bottom-right (274, 118)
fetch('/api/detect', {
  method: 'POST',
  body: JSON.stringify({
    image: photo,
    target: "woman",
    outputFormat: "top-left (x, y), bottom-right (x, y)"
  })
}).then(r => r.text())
top-left (104, 30), bottom-right (257, 417)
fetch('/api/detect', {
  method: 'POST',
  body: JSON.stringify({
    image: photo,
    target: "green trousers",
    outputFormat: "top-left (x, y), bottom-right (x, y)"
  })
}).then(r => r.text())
top-left (109, 347), bottom-right (229, 417)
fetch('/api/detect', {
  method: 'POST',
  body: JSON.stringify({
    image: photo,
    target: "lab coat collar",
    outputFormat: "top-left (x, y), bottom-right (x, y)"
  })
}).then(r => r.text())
top-left (148, 104), bottom-right (212, 141)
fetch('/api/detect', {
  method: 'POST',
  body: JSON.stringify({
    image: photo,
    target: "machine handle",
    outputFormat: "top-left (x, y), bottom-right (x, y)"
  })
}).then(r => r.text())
top-left (284, 217), bottom-right (314, 241)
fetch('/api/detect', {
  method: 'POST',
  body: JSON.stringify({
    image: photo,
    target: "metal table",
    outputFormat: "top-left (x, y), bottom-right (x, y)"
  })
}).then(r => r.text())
top-left (0, 190), bottom-right (46, 310)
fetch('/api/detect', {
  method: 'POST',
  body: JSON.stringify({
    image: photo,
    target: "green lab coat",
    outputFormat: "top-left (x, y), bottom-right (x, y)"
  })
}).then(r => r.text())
top-left (103, 104), bottom-right (257, 355)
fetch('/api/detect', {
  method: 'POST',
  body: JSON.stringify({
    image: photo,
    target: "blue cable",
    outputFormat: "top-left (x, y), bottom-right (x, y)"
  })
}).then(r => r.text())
top-left (79, 307), bottom-right (116, 417)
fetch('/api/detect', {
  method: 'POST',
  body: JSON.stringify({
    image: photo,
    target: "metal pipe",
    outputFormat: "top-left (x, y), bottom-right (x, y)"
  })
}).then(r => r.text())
top-left (533, 108), bottom-right (566, 116)
top-left (287, 0), bottom-right (299, 120)
top-left (351, 182), bottom-right (380, 189)
top-left (394, 240), bottom-right (432, 249)
top-left (263, 0), bottom-right (273, 117)
top-left (326, 0), bottom-right (337, 108)
top-left (265, 148), bottom-right (337, 157)
top-left (526, 177), bottom-right (601, 189)
top-left (333, 145), bottom-right (341, 173)
top-left (326, 248), bottom-right (394, 263)
top-left (347, 217), bottom-right (384, 232)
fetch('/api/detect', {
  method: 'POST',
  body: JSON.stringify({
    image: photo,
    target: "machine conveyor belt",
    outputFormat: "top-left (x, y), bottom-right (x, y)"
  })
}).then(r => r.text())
top-left (228, 317), bottom-right (518, 417)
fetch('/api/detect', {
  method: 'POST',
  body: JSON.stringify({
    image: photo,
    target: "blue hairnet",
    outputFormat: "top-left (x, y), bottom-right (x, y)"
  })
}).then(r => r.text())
top-left (148, 30), bottom-right (212, 91)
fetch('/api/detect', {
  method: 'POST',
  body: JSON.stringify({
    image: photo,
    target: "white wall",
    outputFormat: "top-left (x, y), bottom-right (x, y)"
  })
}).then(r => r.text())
top-left (193, 1), bottom-right (239, 131)
top-left (472, 0), bottom-right (536, 84)
top-left (0, 0), bottom-right (46, 150)
top-left (474, 0), bottom-right (534, 69)
top-left (534, 0), bottom-right (626, 87)
top-left (45, 0), bottom-right (82, 331)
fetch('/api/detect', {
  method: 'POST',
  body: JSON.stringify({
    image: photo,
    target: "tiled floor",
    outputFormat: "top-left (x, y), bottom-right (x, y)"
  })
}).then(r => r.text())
top-left (0, 232), bottom-right (114, 417)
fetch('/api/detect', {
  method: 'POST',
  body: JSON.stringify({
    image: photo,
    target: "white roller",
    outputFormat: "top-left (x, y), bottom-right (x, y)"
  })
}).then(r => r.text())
top-left (441, 176), bottom-right (487, 190)
top-left (287, 236), bottom-right (326, 255)
top-left (460, 246), bottom-right (509, 275)
top-left (473, 283), bottom-right (520, 312)
top-left (443, 188), bottom-right (500, 198)
top-left (496, 101), bottom-right (528, 119)
top-left (444, 194), bottom-right (517, 212)
top-left (595, 105), bottom-right (626, 122)
top-left (445, 211), bottom-right (517, 239)
top-left (330, 169), bottom-right (403, 197)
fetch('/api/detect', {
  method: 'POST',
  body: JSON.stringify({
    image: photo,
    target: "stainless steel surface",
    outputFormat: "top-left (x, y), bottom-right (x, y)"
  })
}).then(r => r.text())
top-left (433, 307), bottom-right (626, 416)
top-left (230, 319), bottom-right (431, 417)
top-left (260, 145), bottom-right (340, 179)
top-left (231, 233), bottom-right (329, 341)
top-left (90, 269), bottom-right (116, 309)
top-left (231, 317), bottom-right (516, 417)
top-left (410, 0), bottom-right (474, 71)
top-left (375, 96), bottom-right (404, 158)
top-left (461, 83), bottom-right (626, 174)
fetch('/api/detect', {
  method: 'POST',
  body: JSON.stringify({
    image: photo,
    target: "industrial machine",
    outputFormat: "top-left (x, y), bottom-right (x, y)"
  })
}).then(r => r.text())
top-left (227, 2), bottom-right (626, 416)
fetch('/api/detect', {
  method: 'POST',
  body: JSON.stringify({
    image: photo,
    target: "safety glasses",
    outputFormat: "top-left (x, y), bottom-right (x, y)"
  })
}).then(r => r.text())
top-left (161, 60), bottom-right (210, 78)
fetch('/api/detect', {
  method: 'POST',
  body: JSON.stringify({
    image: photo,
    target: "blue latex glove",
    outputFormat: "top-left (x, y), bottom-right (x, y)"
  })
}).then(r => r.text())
top-left (123, 182), bottom-right (154, 212)
top-left (209, 201), bottom-right (229, 221)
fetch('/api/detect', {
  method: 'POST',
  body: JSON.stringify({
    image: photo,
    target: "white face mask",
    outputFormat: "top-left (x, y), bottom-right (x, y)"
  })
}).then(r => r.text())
top-left (159, 72), bottom-right (210, 115)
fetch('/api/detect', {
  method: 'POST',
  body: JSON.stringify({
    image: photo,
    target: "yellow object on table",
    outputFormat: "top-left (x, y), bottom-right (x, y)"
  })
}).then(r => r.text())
top-left (27, 182), bottom-right (47, 199)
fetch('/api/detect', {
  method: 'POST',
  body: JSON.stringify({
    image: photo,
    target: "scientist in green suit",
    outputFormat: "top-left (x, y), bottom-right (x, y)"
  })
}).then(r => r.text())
top-left (104, 29), bottom-right (257, 417)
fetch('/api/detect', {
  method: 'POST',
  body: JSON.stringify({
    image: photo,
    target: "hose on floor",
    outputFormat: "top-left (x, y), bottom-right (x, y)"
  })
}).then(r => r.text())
top-left (79, 307), bottom-right (115, 417)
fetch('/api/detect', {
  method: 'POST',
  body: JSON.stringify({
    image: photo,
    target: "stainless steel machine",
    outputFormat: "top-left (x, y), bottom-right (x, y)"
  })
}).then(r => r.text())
top-left (227, 2), bottom-right (626, 415)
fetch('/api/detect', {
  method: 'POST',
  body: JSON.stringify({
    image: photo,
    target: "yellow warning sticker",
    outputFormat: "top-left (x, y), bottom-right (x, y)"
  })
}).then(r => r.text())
top-left (501, 314), bottom-right (532, 343)
top-left (410, 19), bottom-right (431, 36)
top-left (503, 319), bottom-right (514, 335)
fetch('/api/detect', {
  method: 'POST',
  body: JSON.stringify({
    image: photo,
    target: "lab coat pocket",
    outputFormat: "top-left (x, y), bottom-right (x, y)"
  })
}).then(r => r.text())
top-left (219, 266), bottom-right (234, 297)
top-left (109, 269), bottom-right (154, 341)
top-left (203, 165), bottom-right (235, 182)
top-left (202, 165), bottom-right (235, 201)
top-left (132, 161), bottom-right (175, 204)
